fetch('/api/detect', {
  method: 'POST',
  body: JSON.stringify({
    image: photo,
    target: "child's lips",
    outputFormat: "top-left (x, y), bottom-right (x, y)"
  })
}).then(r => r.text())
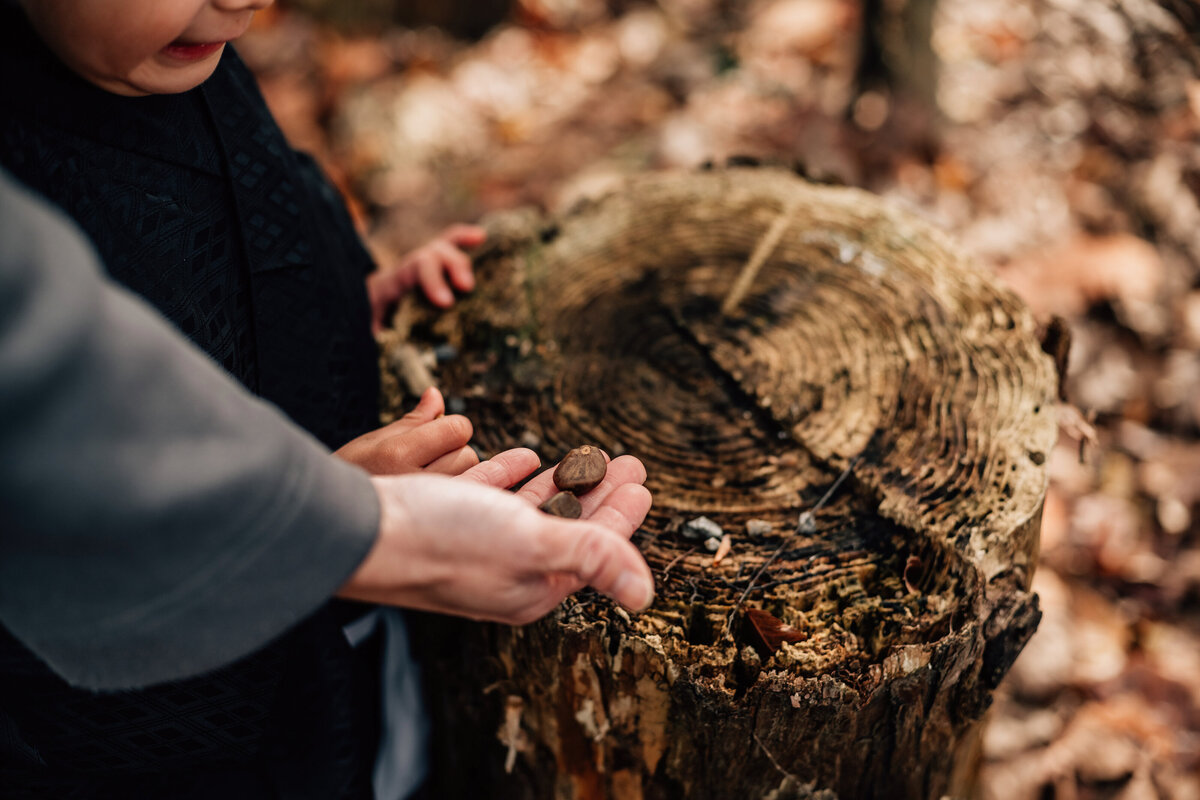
top-left (161, 40), bottom-right (226, 61)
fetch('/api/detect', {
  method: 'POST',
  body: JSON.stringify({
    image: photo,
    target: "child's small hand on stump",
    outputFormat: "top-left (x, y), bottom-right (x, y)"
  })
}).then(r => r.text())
top-left (367, 224), bottom-right (486, 333)
top-left (334, 386), bottom-right (478, 475)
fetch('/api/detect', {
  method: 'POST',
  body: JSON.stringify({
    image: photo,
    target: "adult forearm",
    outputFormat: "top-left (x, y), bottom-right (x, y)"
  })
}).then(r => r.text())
top-left (0, 170), bottom-right (380, 691)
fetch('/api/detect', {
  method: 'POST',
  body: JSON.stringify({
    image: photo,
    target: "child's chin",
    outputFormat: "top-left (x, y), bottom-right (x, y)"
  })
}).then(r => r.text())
top-left (128, 57), bottom-right (224, 95)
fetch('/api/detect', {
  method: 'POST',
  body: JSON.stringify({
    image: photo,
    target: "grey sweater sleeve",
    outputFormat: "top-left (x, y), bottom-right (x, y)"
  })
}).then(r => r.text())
top-left (0, 169), bottom-right (381, 691)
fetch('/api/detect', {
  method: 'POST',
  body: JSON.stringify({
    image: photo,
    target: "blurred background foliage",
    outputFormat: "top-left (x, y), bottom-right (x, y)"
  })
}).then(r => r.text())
top-left (285, 0), bottom-right (511, 38)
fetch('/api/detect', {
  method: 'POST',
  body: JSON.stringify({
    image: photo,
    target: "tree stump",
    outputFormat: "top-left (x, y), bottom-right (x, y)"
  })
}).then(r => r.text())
top-left (382, 168), bottom-right (1058, 800)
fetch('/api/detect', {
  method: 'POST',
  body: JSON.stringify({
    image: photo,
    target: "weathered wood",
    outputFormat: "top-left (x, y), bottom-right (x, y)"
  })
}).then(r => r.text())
top-left (385, 168), bottom-right (1057, 800)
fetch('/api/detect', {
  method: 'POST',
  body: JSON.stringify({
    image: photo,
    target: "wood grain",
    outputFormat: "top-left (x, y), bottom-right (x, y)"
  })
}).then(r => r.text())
top-left (387, 168), bottom-right (1058, 800)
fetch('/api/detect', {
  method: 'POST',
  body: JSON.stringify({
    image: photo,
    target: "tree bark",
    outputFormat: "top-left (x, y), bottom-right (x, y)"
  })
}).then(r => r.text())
top-left (383, 168), bottom-right (1058, 800)
top-left (856, 0), bottom-right (939, 109)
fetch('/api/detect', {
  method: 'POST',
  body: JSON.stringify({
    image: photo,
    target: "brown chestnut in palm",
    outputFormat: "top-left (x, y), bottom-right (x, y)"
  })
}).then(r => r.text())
top-left (552, 445), bottom-right (607, 495)
top-left (538, 491), bottom-right (582, 519)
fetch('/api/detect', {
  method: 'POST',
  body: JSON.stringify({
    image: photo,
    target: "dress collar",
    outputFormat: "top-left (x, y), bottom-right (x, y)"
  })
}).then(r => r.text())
top-left (0, 5), bottom-right (225, 178)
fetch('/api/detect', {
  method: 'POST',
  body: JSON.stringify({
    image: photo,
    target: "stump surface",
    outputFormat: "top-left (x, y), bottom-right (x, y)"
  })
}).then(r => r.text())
top-left (385, 168), bottom-right (1058, 800)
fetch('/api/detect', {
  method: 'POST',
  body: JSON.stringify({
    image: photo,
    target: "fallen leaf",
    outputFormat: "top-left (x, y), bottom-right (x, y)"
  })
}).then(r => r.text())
top-left (998, 233), bottom-right (1164, 319)
top-left (745, 608), bottom-right (806, 657)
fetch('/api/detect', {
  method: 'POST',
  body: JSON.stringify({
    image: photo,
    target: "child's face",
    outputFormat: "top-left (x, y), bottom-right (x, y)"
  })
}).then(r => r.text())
top-left (20, 0), bottom-right (274, 96)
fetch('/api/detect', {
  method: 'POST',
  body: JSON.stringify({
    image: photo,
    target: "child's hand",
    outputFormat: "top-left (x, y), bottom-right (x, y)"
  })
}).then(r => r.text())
top-left (334, 387), bottom-right (479, 476)
top-left (367, 224), bottom-right (487, 333)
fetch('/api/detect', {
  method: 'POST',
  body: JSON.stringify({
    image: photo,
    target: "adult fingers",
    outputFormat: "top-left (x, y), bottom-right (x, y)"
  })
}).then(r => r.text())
top-left (424, 445), bottom-right (481, 476)
top-left (584, 483), bottom-right (652, 539)
top-left (577, 456), bottom-right (647, 516)
top-left (542, 522), bottom-right (655, 612)
top-left (516, 449), bottom-right (612, 503)
top-left (517, 454), bottom-right (647, 515)
top-left (456, 448), bottom-right (541, 489)
top-left (541, 483), bottom-right (651, 604)
top-left (432, 239), bottom-right (475, 293)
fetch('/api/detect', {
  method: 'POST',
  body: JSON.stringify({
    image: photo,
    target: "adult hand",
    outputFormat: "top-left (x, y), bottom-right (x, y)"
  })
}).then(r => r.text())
top-left (333, 386), bottom-right (478, 475)
top-left (366, 224), bottom-right (486, 333)
top-left (338, 448), bottom-right (655, 622)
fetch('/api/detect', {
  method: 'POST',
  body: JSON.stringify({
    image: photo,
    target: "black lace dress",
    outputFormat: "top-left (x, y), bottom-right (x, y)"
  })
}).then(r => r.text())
top-left (0, 9), bottom-right (386, 798)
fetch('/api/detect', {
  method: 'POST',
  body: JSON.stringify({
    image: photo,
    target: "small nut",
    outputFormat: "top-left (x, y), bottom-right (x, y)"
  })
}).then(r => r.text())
top-left (553, 445), bottom-right (607, 495)
top-left (539, 491), bottom-right (582, 519)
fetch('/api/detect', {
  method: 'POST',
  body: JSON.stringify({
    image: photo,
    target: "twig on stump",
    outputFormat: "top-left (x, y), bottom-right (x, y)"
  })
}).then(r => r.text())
top-left (659, 545), bottom-right (698, 580)
top-left (726, 456), bottom-right (861, 638)
top-left (721, 197), bottom-right (801, 316)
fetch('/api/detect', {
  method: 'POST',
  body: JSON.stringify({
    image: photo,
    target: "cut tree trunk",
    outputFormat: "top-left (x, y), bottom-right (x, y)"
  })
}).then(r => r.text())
top-left (381, 168), bottom-right (1058, 800)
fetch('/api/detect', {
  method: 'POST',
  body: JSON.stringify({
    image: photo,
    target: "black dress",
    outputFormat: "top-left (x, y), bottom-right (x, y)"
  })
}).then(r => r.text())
top-left (0, 9), bottom-right (384, 798)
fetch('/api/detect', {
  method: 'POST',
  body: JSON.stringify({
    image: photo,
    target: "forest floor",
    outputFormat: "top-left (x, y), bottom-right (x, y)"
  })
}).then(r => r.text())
top-left (241, 1), bottom-right (1200, 797)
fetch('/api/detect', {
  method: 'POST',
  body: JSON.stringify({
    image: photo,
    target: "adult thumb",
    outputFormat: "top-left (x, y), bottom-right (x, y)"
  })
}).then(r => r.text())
top-left (545, 522), bottom-right (655, 611)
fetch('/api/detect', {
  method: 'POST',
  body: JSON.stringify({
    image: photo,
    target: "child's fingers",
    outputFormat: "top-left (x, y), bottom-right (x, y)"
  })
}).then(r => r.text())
top-left (366, 269), bottom-right (404, 333)
top-left (432, 240), bottom-right (475, 292)
top-left (417, 254), bottom-right (455, 307)
top-left (374, 387), bottom-right (444, 435)
top-left (442, 224), bottom-right (487, 249)
top-left (424, 445), bottom-right (481, 476)
top-left (377, 415), bottom-right (474, 472)
top-left (410, 385), bottom-right (445, 420)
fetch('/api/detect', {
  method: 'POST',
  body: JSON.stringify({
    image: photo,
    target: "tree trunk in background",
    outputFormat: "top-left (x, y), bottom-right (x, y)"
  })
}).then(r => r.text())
top-left (856, 0), bottom-right (940, 111)
top-left (384, 168), bottom-right (1058, 799)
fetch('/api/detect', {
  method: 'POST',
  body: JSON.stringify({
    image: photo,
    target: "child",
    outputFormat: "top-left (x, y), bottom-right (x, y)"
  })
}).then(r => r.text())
top-left (0, 1), bottom-right (481, 797)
